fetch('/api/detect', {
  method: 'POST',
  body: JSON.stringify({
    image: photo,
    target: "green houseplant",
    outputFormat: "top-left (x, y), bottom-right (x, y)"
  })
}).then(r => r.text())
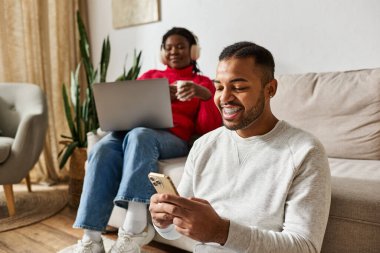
top-left (58, 11), bottom-right (142, 169)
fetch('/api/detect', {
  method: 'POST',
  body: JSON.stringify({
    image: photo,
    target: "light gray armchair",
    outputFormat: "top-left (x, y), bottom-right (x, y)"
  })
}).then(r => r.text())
top-left (0, 83), bottom-right (48, 216)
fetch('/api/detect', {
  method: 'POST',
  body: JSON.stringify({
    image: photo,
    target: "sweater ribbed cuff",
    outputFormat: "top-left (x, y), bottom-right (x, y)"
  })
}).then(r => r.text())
top-left (223, 220), bottom-right (252, 251)
top-left (153, 224), bottom-right (182, 240)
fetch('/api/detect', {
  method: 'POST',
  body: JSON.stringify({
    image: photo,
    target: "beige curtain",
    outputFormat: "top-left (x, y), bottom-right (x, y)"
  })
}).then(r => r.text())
top-left (0, 0), bottom-right (88, 183)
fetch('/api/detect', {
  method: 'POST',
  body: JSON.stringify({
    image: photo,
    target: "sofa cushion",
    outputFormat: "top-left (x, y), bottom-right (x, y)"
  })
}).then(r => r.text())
top-left (329, 158), bottom-right (380, 225)
top-left (0, 137), bottom-right (13, 163)
top-left (272, 68), bottom-right (380, 160)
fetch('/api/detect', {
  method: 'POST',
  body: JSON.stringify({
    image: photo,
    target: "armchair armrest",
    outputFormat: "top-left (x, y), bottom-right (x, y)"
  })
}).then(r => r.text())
top-left (11, 112), bottom-right (47, 176)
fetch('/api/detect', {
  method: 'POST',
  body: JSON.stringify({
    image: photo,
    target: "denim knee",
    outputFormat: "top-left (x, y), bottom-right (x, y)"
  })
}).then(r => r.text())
top-left (122, 127), bottom-right (158, 149)
top-left (87, 138), bottom-right (123, 175)
top-left (89, 141), bottom-right (113, 161)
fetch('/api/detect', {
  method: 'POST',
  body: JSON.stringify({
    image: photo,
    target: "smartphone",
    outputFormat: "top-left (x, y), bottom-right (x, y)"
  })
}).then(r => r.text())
top-left (148, 172), bottom-right (179, 196)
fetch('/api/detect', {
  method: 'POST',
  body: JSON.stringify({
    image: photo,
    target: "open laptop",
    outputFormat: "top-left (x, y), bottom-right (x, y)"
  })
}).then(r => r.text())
top-left (93, 78), bottom-right (173, 131)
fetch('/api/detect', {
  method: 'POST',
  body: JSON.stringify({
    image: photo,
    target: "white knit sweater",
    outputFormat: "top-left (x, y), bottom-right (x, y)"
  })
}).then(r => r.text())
top-left (157, 121), bottom-right (331, 253)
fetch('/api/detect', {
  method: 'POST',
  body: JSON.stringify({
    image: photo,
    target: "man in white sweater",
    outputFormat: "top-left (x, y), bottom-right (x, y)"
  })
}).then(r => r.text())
top-left (149, 41), bottom-right (331, 253)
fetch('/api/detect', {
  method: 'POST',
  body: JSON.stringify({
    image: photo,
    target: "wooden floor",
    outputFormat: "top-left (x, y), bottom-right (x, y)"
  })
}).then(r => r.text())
top-left (0, 205), bottom-right (188, 253)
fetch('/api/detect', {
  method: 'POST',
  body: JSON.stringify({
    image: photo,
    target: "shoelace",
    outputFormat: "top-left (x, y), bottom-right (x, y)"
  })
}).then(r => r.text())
top-left (112, 235), bottom-right (140, 253)
top-left (74, 240), bottom-right (94, 253)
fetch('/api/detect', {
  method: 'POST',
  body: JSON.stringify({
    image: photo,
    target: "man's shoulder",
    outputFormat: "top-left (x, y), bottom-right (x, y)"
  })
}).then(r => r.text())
top-left (281, 121), bottom-right (325, 152)
top-left (196, 126), bottom-right (225, 142)
top-left (192, 127), bottom-right (226, 150)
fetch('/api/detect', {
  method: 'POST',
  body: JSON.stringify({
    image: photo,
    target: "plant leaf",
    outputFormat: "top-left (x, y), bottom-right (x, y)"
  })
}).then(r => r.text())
top-left (59, 141), bottom-right (79, 169)
top-left (62, 83), bottom-right (78, 139)
top-left (77, 11), bottom-right (97, 86)
top-left (60, 134), bottom-right (73, 140)
top-left (100, 36), bottom-right (111, 82)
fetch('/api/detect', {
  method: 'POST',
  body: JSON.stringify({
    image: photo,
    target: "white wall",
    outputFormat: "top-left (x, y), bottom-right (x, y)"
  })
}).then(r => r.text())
top-left (87, 0), bottom-right (380, 81)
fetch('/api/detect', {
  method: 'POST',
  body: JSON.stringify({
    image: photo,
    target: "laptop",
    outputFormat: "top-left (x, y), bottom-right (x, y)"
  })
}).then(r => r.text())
top-left (93, 78), bottom-right (173, 131)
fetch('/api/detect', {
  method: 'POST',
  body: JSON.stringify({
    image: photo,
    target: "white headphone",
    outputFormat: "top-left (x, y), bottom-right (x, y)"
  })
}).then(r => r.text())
top-left (160, 36), bottom-right (201, 65)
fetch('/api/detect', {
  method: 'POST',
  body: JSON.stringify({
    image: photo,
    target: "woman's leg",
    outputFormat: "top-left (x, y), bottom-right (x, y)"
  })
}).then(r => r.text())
top-left (74, 131), bottom-right (127, 232)
top-left (115, 127), bottom-right (188, 206)
top-left (115, 127), bottom-right (188, 234)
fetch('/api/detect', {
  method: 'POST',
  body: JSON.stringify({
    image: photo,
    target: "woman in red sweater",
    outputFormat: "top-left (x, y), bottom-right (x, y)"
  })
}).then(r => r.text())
top-left (72, 27), bottom-right (221, 253)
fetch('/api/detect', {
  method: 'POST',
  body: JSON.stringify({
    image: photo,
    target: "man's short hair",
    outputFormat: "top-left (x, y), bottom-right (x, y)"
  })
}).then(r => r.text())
top-left (219, 42), bottom-right (275, 85)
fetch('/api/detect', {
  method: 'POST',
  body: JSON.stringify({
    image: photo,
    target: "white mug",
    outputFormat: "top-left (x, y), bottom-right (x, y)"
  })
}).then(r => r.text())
top-left (176, 80), bottom-right (189, 101)
top-left (176, 80), bottom-right (187, 89)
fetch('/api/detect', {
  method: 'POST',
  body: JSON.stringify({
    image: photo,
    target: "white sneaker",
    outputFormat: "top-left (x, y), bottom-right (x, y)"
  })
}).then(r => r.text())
top-left (73, 239), bottom-right (105, 253)
top-left (109, 224), bottom-right (155, 253)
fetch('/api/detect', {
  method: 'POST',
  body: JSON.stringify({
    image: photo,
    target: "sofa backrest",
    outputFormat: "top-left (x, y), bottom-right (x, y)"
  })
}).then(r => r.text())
top-left (271, 68), bottom-right (380, 160)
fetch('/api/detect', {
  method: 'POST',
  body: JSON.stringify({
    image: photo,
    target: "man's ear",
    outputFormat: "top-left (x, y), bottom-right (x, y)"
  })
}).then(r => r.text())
top-left (267, 79), bottom-right (278, 98)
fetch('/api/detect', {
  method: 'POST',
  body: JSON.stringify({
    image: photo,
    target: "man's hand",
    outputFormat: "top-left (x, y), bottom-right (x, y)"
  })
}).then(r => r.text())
top-left (150, 193), bottom-right (176, 229)
top-left (149, 193), bottom-right (230, 245)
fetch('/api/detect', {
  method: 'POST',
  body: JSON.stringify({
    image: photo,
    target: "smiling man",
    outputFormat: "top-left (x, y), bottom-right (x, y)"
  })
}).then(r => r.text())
top-left (213, 51), bottom-right (277, 137)
top-left (149, 42), bottom-right (331, 253)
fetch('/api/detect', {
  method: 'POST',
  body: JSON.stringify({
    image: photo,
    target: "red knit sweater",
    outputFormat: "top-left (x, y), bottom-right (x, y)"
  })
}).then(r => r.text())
top-left (138, 66), bottom-right (222, 141)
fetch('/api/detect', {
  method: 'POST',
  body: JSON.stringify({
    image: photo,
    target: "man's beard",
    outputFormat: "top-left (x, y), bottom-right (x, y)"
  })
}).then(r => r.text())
top-left (223, 90), bottom-right (265, 131)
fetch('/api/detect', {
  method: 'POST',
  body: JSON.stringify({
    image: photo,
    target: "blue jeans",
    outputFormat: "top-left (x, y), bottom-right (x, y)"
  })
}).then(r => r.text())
top-left (73, 127), bottom-right (188, 231)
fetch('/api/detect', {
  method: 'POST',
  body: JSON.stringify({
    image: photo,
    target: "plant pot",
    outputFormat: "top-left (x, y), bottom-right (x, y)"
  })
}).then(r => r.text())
top-left (68, 147), bottom-right (87, 208)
